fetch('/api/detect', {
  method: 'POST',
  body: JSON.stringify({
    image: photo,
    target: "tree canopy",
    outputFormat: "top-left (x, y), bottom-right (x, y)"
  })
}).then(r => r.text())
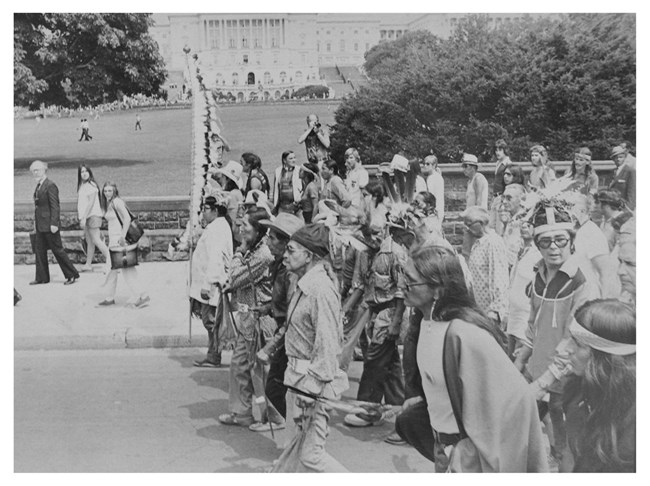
top-left (329, 14), bottom-right (636, 164)
top-left (14, 13), bottom-right (167, 109)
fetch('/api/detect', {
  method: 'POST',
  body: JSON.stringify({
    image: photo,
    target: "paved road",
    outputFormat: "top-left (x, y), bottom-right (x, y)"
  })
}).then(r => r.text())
top-left (15, 348), bottom-right (433, 473)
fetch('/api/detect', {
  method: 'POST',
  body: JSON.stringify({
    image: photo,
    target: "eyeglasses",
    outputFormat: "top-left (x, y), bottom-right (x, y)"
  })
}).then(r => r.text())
top-left (536, 236), bottom-right (570, 249)
top-left (464, 220), bottom-right (482, 230)
top-left (404, 281), bottom-right (431, 292)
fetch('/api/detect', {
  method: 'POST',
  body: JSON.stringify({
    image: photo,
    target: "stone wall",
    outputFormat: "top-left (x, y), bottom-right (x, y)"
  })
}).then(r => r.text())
top-left (14, 161), bottom-right (617, 263)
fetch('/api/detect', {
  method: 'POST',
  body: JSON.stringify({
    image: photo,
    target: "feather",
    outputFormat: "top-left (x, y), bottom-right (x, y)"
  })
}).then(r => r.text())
top-left (381, 170), bottom-right (400, 204)
top-left (404, 165), bottom-right (417, 203)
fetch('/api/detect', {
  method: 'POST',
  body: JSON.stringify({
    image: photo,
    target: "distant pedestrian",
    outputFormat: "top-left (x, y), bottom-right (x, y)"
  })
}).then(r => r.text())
top-left (135, 113), bottom-right (142, 131)
top-left (30, 160), bottom-right (80, 286)
top-left (78, 118), bottom-right (92, 141)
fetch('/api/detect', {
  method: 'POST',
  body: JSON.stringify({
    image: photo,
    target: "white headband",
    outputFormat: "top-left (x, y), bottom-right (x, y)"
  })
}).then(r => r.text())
top-left (569, 318), bottom-right (636, 356)
top-left (533, 222), bottom-right (574, 236)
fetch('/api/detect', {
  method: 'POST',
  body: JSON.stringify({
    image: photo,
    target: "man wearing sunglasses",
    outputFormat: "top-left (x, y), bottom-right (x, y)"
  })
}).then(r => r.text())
top-left (514, 202), bottom-right (598, 465)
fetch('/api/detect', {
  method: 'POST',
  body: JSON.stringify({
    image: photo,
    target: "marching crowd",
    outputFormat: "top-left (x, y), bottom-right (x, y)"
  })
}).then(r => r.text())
top-left (26, 111), bottom-right (636, 473)
top-left (183, 114), bottom-right (636, 473)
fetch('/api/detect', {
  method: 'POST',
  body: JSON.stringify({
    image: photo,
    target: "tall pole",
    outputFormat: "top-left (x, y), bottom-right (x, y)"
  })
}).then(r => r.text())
top-left (184, 45), bottom-right (194, 342)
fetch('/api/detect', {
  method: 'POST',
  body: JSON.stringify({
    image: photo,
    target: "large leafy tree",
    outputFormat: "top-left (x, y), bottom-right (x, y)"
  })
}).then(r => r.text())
top-left (330, 14), bottom-right (635, 164)
top-left (14, 13), bottom-right (167, 109)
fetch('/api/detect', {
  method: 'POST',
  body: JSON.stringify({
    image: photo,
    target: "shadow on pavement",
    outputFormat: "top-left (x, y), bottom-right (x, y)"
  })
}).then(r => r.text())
top-left (197, 424), bottom-right (280, 472)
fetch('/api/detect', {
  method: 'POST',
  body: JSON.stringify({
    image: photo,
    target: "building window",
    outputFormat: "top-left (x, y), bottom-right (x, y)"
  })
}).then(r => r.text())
top-left (226, 20), bottom-right (237, 48)
top-left (340, 39), bottom-right (345, 51)
top-left (326, 43), bottom-right (331, 52)
top-left (243, 55), bottom-right (248, 64)
top-left (252, 19), bottom-right (263, 48)
top-left (326, 30), bottom-right (330, 35)
top-left (264, 71), bottom-right (271, 84)
top-left (295, 71), bottom-right (303, 83)
top-left (317, 40), bottom-right (320, 52)
top-left (269, 19), bottom-right (281, 48)
top-left (300, 33), bottom-right (306, 47)
top-left (354, 30), bottom-right (358, 35)
top-left (280, 71), bottom-right (286, 83)
top-left (380, 30), bottom-right (386, 40)
top-left (240, 19), bottom-right (250, 48)
top-left (354, 43), bottom-right (358, 52)
top-left (207, 20), bottom-right (220, 49)
top-left (232, 72), bottom-right (239, 85)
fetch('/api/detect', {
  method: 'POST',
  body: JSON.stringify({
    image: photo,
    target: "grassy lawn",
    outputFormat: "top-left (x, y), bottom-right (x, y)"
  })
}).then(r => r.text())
top-left (14, 101), bottom-right (339, 203)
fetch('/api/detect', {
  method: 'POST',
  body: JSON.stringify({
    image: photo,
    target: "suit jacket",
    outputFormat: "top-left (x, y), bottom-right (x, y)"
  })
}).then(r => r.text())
top-left (609, 164), bottom-right (636, 210)
top-left (34, 178), bottom-right (61, 232)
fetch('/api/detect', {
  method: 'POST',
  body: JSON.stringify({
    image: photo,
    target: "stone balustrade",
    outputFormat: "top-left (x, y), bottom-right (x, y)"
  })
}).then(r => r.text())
top-left (14, 161), bottom-right (617, 264)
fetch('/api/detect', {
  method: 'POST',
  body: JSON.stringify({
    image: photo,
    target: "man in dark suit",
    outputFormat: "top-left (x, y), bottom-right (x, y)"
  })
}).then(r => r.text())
top-left (609, 146), bottom-right (636, 210)
top-left (30, 160), bottom-right (79, 285)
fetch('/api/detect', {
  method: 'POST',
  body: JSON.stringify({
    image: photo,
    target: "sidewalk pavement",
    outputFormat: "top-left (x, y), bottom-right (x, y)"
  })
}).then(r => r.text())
top-left (14, 261), bottom-right (209, 350)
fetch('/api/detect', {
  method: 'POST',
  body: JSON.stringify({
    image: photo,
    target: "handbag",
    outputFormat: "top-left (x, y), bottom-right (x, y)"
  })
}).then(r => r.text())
top-left (109, 244), bottom-right (138, 269)
top-left (112, 200), bottom-right (145, 244)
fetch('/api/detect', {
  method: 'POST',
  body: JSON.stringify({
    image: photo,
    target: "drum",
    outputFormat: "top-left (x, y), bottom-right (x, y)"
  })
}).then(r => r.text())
top-left (109, 245), bottom-right (138, 269)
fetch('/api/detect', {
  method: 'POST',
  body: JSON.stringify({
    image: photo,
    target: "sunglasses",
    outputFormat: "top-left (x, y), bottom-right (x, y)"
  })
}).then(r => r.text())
top-left (536, 236), bottom-right (570, 249)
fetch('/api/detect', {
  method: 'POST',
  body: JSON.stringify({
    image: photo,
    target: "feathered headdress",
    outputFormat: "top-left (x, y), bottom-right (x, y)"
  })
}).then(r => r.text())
top-left (517, 179), bottom-right (579, 235)
top-left (386, 202), bottom-right (421, 233)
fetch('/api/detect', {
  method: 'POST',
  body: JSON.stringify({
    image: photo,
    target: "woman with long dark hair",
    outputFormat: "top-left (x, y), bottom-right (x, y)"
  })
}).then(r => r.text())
top-left (396, 244), bottom-right (547, 472)
top-left (77, 164), bottom-right (110, 272)
top-left (98, 182), bottom-right (149, 308)
top-left (562, 299), bottom-right (635, 472)
top-left (219, 206), bottom-right (283, 429)
top-left (562, 147), bottom-right (599, 195)
top-left (241, 152), bottom-right (270, 197)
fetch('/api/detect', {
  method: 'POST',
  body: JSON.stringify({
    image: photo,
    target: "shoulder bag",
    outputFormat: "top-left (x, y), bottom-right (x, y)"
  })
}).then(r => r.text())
top-left (112, 199), bottom-right (145, 244)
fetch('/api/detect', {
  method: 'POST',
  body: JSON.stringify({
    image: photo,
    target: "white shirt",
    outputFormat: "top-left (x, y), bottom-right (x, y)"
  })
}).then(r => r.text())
top-left (189, 217), bottom-right (233, 306)
top-left (425, 171), bottom-right (445, 220)
top-left (574, 220), bottom-right (618, 297)
top-left (77, 182), bottom-right (103, 220)
top-left (344, 165), bottom-right (369, 209)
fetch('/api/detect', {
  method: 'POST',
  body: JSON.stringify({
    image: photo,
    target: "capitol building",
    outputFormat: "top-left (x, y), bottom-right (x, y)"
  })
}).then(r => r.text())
top-left (150, 13), bottom-right (545, 101)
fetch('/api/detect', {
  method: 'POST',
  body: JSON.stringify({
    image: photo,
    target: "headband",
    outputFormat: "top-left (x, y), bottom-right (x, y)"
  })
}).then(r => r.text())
top-left (569, 318), bottom-right (636, 356)
top-left (533, 222), bottom-right (574, 236)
